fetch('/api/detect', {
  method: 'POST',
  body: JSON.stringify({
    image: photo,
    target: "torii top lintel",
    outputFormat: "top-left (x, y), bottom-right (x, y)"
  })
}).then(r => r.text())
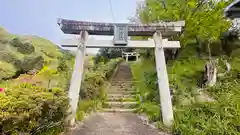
top-left (57, 18), bottom-right (185, 37)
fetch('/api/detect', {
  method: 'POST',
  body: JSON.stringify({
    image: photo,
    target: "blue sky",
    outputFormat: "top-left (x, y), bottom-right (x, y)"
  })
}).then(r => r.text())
top-left (0, 0), bottom-right (138, 53)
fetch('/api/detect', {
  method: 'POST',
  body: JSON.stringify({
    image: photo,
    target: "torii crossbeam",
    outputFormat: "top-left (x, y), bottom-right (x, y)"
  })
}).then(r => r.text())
top-left (58, 18), bottom-right (185, 127)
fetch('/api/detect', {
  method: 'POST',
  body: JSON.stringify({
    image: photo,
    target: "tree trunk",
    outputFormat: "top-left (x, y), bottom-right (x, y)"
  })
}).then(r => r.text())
top-left (205, 41), bottom-right (217, 87)
top-left (205, 60), bottom-right (217, 87)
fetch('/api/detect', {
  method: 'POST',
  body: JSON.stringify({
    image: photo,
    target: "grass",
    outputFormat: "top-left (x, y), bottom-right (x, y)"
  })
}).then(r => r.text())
top-left (130, 59), bottom-right (156, 97)
top-left (76, 99), bottom-right (103, 121)
top-left (130, 45), bottom-right (240, 134)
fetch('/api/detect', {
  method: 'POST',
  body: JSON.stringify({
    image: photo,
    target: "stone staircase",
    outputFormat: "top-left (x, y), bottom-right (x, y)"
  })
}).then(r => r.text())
top-left (102, 62), bottom-right (138, 112)
top-left (73, 62), bottom-right (165, 135)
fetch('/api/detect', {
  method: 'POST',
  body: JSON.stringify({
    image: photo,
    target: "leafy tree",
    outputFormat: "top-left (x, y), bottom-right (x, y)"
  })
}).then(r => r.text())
top-left (136, 0), bottom-right (233, 56)
top-left (37, 66), bottom-right (58, 89)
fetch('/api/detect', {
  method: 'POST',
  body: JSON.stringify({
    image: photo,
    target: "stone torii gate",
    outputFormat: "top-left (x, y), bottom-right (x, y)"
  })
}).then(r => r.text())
top-left (57, 18), bottom-right (185, 127)
top-left (122, 51), bottom-right (139, 62)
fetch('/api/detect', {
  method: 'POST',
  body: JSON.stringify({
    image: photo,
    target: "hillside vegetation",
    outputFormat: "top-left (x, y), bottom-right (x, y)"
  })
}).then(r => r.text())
top-left (130, 0), bottom-right (240, 134)
top-left (0, 27), bottom-right (75, 134)
top-left (0, 27), bottom-right (123, 134)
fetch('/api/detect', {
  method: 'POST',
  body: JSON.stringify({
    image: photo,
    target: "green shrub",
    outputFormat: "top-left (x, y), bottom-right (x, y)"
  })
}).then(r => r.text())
top-left (9, 37), bottom-right (35, 54)
top-left (57, 58), bottom-right (69, 72)
top-left (137, 102), bottom-right (161, 122)
top-left (231, 48), bottom-right (240, 58)
top-left (21, 55), bottom-right (44, 72)
top-left (0, 52), bottom-right (22, 69)
top-left (0, 51), bottom-right (44, 73)
top-left (201, 40), bottom-right (224, 56)
top-left (81, 71), bottom-right (105, 99)
top-left (131, 45), bottom-right (240, 134)
top-left (80, 58), bottom-right (122, 100)
top-left (76, 100), bottom-right (102, 121)
top-left (0, 83), bottom-right (69, 134)
top-left (21, 36), bottom-right (62, 59)
top-left (0, 61), bottom-right (16, 80)
top-left (76, 58), bottom-right (122, 121)
top-left (173, 79), bottom-right (240, 135)
top-left (0, 28), bottom-right (13, 44)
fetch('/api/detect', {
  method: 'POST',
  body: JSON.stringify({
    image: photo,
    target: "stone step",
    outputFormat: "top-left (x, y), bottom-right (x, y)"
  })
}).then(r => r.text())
top-left (110, 84), bottom-right (132, 86)
top-left (108, 90), bottom-right (135, 94)
top-left (109, 86), bottom-right (133, 90)
top-left (107, 97), bottom-right (137, 102)
top-left (110, 84), bottom-right (133, 87)
top-left (110, 83), bottom-right (133, 86)
top-left (111, 81), bottom-right (139, 83)
top-left (111, 81), bottom-right (133, 83)
top-left (107, 94), bottom-right (135, 99)
top-left (103, 101), bottom-right (138, 109)
top-left (112, 77), bottom-right (132, 82)
top-left (102, 108), bottom-right (137, 113)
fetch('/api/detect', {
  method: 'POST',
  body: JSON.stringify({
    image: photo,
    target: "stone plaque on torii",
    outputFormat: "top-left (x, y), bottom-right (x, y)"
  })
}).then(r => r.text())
top-left (57, 18), bottom-right (185, 127)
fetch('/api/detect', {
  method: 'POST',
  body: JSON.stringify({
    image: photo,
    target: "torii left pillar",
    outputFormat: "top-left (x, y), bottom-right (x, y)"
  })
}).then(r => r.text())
top-left (67, 31), bottom-right (88, 126)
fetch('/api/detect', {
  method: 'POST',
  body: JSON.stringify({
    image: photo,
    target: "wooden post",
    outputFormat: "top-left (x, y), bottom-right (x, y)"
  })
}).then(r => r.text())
top-left (67, 31), bottom-right (88, 126)
top-left (153, 31), bottom-right (173, 127)
top-left (126, 54), bottom-right (129, 62)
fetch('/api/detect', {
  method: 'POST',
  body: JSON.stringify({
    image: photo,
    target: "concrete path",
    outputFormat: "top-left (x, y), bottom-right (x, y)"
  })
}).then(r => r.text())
top-left (72, 112), bottom-right (165, 135)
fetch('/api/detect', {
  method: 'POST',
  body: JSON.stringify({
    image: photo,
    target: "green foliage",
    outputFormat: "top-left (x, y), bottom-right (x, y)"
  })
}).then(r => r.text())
top-left (0, 27), bottom-right (14, 44)
top-left (131, 44), bottom-right (240, 134)
top-left (0, 84), bottom-right (69, 134)
top-left (136, 0), bottom-right (233, 57)
top-left (76, 58), bottom-right (122, 121)
top-left (81, 58), bottom-right (122, 100)
top-left (9, 37), bottom-right (35, 54)
top-left (20, 35), bottom-right (62, 59)
top-left (0, 51), bottom-right (22, 70)
top-left (76, 100), bottom-right (102, 121)
top-left (0, 28), bottom-right (69, 81)
top-left (231, 48), bottom-right (240, 58)
top-left (173, 78), bottom-right (240, 135)
top-left (130, 59), bottom-right (157, 102)
top-left (81, 71), bottom-right (105, 99)
top-left (131, 0), bottom-right (240, 134)
top-left (94, 48), bottom-right (122, 64)
top-left (57, 57), bottom-right (69, 72)
top-left (137, 102), bottom-right (161, 122)
top-left (38, 66), bottom-right (58, 89)
top-left (0, 27), bottom-right (75, 134)
top-left (0, 61), bottom-right (16, 80)
top-left (21, 55), bottom-right (44, 72)
top-left (138, 0), bottom-right (232, 39)
top-left (130, 59), bottom-right (162, 122)
top-left (201, 40), bottom-right (224, 56)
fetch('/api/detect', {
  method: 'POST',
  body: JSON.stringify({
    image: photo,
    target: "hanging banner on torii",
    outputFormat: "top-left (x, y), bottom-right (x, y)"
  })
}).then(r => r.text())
top-left (57, 18), bottom-right (185, 127)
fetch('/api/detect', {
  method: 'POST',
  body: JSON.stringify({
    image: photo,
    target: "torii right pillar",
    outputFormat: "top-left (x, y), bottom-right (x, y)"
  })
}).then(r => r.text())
top-left (153, 31), bottom-right (173, 127)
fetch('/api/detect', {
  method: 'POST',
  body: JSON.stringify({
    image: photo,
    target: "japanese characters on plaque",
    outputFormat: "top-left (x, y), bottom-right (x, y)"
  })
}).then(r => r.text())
top-left (113, 24), bottom-right (128, 46)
